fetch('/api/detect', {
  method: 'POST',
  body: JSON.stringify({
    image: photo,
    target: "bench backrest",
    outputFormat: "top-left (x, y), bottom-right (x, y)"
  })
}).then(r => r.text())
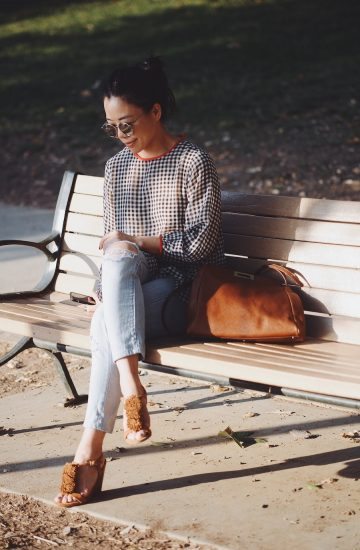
top-left (52, 173), bottom-right (360, 346)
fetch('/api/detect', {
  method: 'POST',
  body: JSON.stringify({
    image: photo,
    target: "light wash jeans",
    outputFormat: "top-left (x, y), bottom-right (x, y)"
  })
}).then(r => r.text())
top-left (83, 243), bottom-right (187, 433)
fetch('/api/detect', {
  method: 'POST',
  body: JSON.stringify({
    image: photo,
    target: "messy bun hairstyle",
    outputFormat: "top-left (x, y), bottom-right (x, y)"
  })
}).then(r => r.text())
top-left (102, 57), bottom-right (176, 122)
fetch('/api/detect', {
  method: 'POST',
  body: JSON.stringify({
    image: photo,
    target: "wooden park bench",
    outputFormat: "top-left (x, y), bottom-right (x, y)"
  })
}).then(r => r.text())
top-left (0, 171), bottom-right (359, 407)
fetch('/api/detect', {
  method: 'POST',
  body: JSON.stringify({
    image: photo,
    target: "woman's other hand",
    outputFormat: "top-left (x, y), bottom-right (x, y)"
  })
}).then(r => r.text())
top-left (99, 230), bottom-right (135, 252)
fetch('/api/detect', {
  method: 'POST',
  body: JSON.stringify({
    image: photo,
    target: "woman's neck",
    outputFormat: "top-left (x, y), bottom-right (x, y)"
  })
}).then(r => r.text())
top-left (137, 128), bottom-right (178, 159)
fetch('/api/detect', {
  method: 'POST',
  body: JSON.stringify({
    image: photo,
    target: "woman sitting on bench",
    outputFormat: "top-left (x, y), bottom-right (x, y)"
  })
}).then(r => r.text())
top-left (55, 56), bottom-right (225, 507)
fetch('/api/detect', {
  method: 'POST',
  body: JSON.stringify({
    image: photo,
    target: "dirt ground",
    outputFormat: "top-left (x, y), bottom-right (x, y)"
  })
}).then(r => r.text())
top-left (0, 492), bottom-right (205, 549)
top-left (0, 341), bottom-right (90, 400)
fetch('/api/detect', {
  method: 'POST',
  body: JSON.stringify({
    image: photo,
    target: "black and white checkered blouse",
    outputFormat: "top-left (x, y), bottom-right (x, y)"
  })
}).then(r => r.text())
top-left (96, 138), bottom-right (225, 301)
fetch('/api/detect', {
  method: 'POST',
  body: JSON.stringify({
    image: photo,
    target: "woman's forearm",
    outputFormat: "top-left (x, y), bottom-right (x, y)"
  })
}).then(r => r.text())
top-left (134, 235), bottom-right (161, 255)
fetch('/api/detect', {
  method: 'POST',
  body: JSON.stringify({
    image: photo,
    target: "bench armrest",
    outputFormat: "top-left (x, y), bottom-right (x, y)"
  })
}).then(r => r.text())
top-left (0, 231), bottom-right (62, 301)
top-left (0, 230), bottom-right (61, 261)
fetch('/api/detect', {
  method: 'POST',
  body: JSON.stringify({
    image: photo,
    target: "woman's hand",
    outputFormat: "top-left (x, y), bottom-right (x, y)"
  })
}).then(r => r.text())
top-left (99, 230), bottom-right (135, 252)
top-left (99, 231), bottom-right (161, 255)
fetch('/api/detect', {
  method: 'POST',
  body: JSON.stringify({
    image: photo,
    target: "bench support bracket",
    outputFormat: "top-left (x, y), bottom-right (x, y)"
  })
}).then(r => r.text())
top-left (46, 350), bottom-right (88, 407)
top-left (0, 336), bottom-right (33, 366)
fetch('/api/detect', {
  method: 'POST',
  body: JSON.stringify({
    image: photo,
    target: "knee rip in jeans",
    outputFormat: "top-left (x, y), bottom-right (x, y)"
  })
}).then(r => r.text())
top-left (104, 240), bottom-right (139, 258)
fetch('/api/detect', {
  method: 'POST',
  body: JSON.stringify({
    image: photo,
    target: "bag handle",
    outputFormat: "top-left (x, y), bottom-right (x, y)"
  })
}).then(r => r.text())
top-left (257, 263), bottom-right (303, 287)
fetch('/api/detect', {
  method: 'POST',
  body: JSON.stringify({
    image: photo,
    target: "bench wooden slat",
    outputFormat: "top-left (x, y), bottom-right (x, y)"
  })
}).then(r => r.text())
top-left (222, 213), bottom-right (360, 246)
top-left (59, 252), bottom-right (101, 276)
top-left (74, 175), bottom-right (104, 196)
top-left (226, 257), bottom-right (360, 294)
top-left (66, 212), bottom-right (103, 237)
top-left (224, 234), bottom-right (360, 268)
top-left (145, 341), bottom-right (360, 400)
top-left (305, 314), bottom-right (360, 345)
top-left (221, 192), bottom-right (360, 223)
top-left (69, 193), bottom-right (103, 216)
top-left (1, 313), bottom-right (90, 348)
top-left (214, 340), bottom-right (359, 368)
top-left (54, 273), bottom-right (97, 295)
top-left (301, 288), bottom-right (360, 317)
top-left (0, 302), bottom-right (90, 328)
top-left (183, 341), bottom-right (359, 375)
top-left (7, 299), bottom-right (91, 320)
top-left (63, 233), bottom-right (102, 257)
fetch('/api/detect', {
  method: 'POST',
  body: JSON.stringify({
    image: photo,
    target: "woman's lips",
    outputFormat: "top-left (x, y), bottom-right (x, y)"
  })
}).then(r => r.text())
top-left (125, 139), bottom-right (137, 148)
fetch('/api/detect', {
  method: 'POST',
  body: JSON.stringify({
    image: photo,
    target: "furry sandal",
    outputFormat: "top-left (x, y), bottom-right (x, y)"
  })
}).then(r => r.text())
top-left (56, 454), bottom-right (106, 508)
top-left (123, 386), bottom-right (151, 444)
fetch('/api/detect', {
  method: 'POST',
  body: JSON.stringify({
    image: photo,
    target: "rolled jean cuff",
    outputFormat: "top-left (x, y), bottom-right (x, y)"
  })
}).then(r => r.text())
top-left (83, 418), bottom-right (116, 434)
top-left (112, 342), bottom-right (145, 363)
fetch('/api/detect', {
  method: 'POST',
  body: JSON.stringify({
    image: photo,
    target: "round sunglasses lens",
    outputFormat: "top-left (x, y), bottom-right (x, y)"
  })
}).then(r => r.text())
top-left (119, 123), bottom-right (132, 136)
top-left (102, 124), bottom-right (117, 138)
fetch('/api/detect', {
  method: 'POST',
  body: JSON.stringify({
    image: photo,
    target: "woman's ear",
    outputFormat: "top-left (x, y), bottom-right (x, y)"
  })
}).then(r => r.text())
top-left (152, 103), bottom-right (162, 121)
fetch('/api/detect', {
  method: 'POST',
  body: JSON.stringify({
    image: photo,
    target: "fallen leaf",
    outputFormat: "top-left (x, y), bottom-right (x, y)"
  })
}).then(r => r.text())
top-left (243, 412), bottom-right (260, 418)
top-left (307, 482), bottom-right (323, 490)
top-left (173, 406), bottom-right (187, 413)
top-left (290, 429), bottom-right (318, 440)
top-left (342, 431), bottom-right (360, 442)
top-left (321, 477), bottom-right (338, 485)
top-left (268, 409), bottom-right (296, 416)
top-left (150, 441), bottom-right (173, 448)
top-left (210, 384), bottom-right (231, 393)
top-left (218, 426), bottom-right (266, 448)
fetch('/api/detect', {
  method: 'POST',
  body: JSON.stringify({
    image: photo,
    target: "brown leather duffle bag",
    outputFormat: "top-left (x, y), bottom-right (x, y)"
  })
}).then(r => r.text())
top-left (187, 264), bottom-right (305, 343)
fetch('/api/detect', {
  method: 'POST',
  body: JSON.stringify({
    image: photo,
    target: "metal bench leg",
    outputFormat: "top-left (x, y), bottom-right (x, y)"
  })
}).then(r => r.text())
top-left (0, 336), bottom-right (33, 366)
top-left (47, 350), bottom-right (88, 407)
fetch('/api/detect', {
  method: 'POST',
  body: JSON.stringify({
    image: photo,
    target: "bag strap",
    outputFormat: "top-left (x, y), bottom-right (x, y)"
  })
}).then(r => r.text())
top-left (257, 264), bottom-right (303, 287)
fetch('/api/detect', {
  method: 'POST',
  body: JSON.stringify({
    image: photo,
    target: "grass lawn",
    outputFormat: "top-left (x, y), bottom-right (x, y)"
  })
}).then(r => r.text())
top-left (0, 0), bottom-right (359, 204)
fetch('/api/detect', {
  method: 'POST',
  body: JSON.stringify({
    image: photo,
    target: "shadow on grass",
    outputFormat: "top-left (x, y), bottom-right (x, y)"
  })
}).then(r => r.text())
top-left (1, 0), bottom-right (359, 204)
top-left (1, 0), bottom-right (359, 136)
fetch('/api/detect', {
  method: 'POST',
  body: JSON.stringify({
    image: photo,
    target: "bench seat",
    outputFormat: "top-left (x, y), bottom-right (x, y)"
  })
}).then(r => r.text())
top-left (1, 294), bottom-right (359, 401)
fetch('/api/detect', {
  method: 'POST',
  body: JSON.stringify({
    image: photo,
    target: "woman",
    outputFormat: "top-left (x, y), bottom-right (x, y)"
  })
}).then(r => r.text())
top-left (55, 57), bottom-right (225, 507)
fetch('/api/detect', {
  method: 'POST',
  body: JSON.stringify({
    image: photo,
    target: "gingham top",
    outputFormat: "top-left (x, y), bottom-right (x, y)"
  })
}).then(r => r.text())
top-left (96, 138), bottom-right (225, 301)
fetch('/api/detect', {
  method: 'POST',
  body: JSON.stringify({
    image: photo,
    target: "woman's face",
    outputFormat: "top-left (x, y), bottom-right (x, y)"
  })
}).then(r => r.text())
top-left (103, 95), bottom-right (161, 155)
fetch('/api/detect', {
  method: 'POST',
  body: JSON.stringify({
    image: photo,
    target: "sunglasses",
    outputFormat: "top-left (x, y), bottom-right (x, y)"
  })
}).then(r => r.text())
top-left (101, 114), bottom-right (144, 139)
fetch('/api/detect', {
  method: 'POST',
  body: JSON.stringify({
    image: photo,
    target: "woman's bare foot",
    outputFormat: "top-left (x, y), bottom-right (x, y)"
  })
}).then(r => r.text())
top-left (123, 388), bottom-right (151, 444)
top-left (54, 460), bottom-right (100, 505)
top-left (54, 429), bottom-right (105, 506)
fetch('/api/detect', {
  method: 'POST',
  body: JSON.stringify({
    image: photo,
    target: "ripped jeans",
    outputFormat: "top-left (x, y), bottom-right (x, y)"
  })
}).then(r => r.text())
top-left (83, 241), bottom-right (187, 433)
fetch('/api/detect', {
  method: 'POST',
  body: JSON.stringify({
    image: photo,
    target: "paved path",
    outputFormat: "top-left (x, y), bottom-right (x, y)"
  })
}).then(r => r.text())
top-left (1, 369), bottom-right (359, 549)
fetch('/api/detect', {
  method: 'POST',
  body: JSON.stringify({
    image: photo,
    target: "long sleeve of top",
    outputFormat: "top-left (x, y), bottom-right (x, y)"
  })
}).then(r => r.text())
top-left (95, 139), bottom-right (225, 302)
top-left (162, 151), bottom-right (223, 263)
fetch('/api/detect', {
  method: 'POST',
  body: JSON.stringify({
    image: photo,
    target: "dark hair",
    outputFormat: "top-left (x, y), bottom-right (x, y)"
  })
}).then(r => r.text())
top-left (102, 57), bottom-right (176, 122)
